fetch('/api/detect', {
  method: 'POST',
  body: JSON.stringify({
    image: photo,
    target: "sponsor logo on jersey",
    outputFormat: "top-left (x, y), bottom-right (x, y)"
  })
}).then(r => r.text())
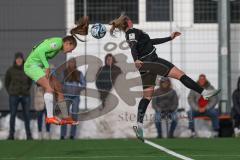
top-left (50, 43), bottom-right (57, 49)
top-left (129, 33), bottom-right (135, 40)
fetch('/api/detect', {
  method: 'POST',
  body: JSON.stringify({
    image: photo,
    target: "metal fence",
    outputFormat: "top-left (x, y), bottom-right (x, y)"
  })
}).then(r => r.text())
top-left (0, 0), bottom-right (239, 112)
top-left (72, 0), bottom-right (240, 112)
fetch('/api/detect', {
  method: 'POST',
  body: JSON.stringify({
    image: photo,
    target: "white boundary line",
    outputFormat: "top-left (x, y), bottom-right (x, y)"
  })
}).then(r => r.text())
top-left (37, 155), bottom-right (168, 159)
top-left (144, 140), bottom-right (194, 160)
top-left (3, 154), bottom-right (240, 159)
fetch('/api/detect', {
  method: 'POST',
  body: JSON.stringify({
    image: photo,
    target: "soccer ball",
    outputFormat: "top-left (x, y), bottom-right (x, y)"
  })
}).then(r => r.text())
top-left (91, 23), bottom-right (107, 39)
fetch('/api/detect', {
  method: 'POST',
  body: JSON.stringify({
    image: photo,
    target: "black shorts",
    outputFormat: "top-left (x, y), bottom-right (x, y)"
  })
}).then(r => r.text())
top-left (139, 53), bottom-right (174, 89)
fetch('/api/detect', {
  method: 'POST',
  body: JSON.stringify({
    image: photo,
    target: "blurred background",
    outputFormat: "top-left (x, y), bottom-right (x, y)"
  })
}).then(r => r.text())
top-left (0, 0), bottom-right (239, 140)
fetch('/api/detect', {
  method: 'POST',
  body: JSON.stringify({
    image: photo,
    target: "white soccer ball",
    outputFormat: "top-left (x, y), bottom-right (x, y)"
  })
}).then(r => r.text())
top-left (91, 23), bottom-right (107, 39)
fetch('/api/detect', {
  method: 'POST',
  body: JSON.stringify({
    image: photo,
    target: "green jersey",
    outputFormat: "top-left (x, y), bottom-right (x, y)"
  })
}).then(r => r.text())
top-left (25, 37), bottom-right (63, 69)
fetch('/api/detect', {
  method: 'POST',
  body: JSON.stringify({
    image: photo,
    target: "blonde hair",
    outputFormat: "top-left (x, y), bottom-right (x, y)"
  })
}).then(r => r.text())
top-left (109, 15), bottom-right (130, 36)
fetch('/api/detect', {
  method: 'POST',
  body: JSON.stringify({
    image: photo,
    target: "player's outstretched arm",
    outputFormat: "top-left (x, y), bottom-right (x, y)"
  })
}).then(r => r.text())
top-left (150, 32), bottom-right (181, 45)
top-left (150, 37), bottom-right (172, 45)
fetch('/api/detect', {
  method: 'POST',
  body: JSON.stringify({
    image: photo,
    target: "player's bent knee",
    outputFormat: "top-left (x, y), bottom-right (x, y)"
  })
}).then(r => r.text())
top-left (179, 71), bottom-right (185, 78)
top-left (168, 67), bottom-right (185, 80)
top-left (177, 73), bottom-right (185, 80)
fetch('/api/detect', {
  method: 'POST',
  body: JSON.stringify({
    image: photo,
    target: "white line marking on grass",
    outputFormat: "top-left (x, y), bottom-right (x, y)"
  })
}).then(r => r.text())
top-left (4, 154), bottom-right (240, 160)
top-left (144, 140), bottom-right (194, 160)
top-left (37, 155), bottom-right (168, 159)
top-left (192, 154), bottom-right (240, 157)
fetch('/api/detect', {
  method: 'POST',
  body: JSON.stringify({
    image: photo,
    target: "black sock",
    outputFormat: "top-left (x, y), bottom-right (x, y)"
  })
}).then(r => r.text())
top-left (180, 75), bottom-right (203, 94)
top-left (137, 98), bottom-right (151, 123)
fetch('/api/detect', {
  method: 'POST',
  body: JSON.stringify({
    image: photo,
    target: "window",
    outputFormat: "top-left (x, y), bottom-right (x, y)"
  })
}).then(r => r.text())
top-left (194, 0), bottom-right (218, 23)
top-left (146, 0), bottom-right (173, 22)
top-left (231, 0), bottom-right (240, 23)
top-left (194, 0), bottom-right (240, 23)
top-left (75, 0), bottom-right (139, 24)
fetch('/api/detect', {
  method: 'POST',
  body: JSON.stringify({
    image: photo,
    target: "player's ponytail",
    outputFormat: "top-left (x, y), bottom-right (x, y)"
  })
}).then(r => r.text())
top-left (69, 16), bottom-right (89, 42)
top-left (109, 15), bottom-right (130, 36)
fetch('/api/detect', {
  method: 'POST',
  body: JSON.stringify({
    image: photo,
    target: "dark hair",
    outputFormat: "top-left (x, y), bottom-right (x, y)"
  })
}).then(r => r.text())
top-left (64, 58), bottom-right (80, 83)
top-left (197, 74), bottom-right (207, 83)
top-left (199, 74), bottom-right (206, 79)
top-left (62, 36), bottom-right (77, 47)
top-left (104, 53), bottom-right (117, 66)
top-left (15, 52), bottom-right (24, 59)
top-left (14, 52), bottom-right (24, 67)
top-left (197, 74), bottom-right (209, 86)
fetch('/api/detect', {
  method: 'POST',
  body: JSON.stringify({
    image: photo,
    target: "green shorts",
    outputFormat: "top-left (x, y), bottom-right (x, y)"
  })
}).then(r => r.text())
top-left (24, 64), bottom-right (46, 82)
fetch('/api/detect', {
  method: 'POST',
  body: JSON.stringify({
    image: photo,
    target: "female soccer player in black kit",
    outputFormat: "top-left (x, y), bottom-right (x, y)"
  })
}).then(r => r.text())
top-left (109, 15), bottom-right (220, 140)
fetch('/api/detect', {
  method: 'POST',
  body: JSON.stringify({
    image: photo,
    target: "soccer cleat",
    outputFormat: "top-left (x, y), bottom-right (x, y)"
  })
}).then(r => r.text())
top-left (133, 126), bottom-right (144, 142)
top-left (45, 117), bottom-right (61, 125)
top-left (60, 117), bottom-right (79, 125)
top-left (202, 89), bottom-right (221, 100)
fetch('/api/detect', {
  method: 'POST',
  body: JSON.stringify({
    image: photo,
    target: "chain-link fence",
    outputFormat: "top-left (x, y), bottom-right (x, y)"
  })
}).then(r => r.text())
top-left (71, 0), bottom-right (240, 112)
top-left (0, 0), bottom-right (239, 113)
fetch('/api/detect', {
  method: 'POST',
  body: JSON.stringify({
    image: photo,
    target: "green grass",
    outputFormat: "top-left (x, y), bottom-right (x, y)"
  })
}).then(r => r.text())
top-left (0, 138), bottom-right (240, 160)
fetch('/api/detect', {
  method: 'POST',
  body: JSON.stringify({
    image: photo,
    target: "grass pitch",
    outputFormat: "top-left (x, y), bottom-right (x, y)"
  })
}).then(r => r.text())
top-left (0, 138), bottom-right (240, 160)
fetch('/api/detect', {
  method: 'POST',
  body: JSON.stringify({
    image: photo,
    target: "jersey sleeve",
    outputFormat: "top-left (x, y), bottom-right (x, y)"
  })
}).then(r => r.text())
top-left (150, 37), bottom-right (172, 45)
top-left (34, 38), bottom-right (63, 69)
top-left (126, 29), bottom-right (140, 61)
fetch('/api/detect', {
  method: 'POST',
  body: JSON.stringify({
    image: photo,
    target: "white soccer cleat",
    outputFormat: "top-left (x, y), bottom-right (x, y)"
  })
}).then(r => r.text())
top-left (133, 126), bottom-right (144, 142)
top-left (201, 89), bottom-right (221, 100)
top-left (133, 123), bottom-right (144, 142)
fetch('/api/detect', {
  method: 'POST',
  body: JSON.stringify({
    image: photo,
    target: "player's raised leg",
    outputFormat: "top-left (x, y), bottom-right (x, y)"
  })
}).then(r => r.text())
top-left (167, 66), bottom-right (220, 100)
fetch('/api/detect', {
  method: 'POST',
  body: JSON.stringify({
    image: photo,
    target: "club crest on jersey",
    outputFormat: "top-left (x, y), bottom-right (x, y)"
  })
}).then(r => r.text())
top-left (50, 43), bottom-right (57, 49)
top-left (129, 33), bottom-right (135, 40)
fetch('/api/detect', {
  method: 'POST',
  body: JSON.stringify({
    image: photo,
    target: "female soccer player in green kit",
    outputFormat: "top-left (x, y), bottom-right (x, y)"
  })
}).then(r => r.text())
top-left (24, 16), bottom-right (89, 125)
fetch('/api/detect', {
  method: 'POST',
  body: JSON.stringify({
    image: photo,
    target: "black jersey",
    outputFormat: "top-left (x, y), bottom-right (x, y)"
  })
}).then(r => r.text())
top-left (125, 28), bottom-right (172, 61)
